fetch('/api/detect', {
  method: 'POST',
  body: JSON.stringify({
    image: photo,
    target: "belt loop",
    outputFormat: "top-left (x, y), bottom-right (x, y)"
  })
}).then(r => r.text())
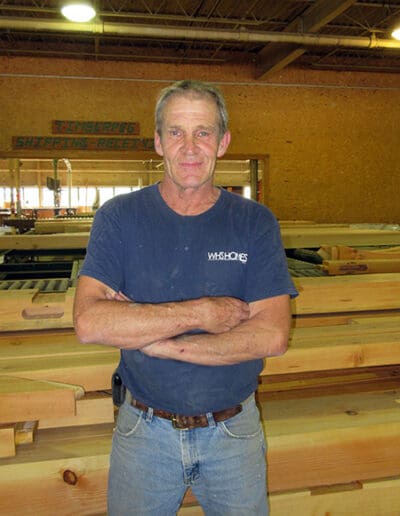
top-left (145, 406), bottom-right (154, 422)
top-left (206, 411), bottom-right (216, 428)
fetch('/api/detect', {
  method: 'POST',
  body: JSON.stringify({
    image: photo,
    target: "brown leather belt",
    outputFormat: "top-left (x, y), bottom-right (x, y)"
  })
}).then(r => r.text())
top-left (130, 398), bottom-right (242, 430)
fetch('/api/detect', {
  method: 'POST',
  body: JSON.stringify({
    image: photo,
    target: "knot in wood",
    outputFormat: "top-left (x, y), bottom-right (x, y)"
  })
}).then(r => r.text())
top-left (63, 469), bottom-right (78, 485)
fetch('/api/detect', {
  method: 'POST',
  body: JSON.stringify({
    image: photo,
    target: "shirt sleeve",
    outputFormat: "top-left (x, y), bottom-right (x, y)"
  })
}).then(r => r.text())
top-left (245, 212), bottom-right (298, 303)
top-left (79, 201), bottom-right (125, 292)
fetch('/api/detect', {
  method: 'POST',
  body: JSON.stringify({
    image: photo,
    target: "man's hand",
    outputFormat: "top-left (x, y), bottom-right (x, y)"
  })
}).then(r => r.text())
top-left (104, 290), bottom-right (249, 335)
top-left (194, 296), bottom-right (250, 334)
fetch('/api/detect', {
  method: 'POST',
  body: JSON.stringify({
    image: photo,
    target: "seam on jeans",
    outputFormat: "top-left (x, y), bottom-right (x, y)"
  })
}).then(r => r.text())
top-left (218, 422), bottom-right (263, 439)
top-left (115, 404), bottom-right (143, 437)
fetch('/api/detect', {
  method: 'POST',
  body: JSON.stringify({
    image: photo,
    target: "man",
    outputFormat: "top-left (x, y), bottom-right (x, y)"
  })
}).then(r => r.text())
top-left (74, 79), bottom-right (297, 515)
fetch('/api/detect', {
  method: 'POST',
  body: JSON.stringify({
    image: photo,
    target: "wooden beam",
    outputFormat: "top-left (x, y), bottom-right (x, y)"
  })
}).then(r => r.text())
top-left (256, 0), bottom-right (357, 78)
top-left (1, 224), bottom-right (400, 251)
top-left (0, 376), bottom-right (77, 424)
top-left (263, 315), bottom-right (400, 375)
top-left (0, 232), bottom-right (90, 250)
top-left (14, 421), bottom-right (38, 446)
top-left (269, 477), bottom-right (400, 516)
top-left (322, 258), bottom-right (400, 275)
top-left (320, 245), bottom-right (400, 261)
top-left (264, 389), bottom-right (400, 491)
top-left (0, 329), bottom-right (119, 392)
top-left (282, 226), bottom-right (400, 248)
top-left (292, 274), bottom-right (400, 314)
top-left (39, 392), bottom-right (114, 429)
top-left (1, 389), bottom-right (400, 513)
top-left (0, 289), bottom-right (74, 332)
top-left (0, 424), bottom-right (112, 515)
top-left (0, 424), bottom-right (15, 458)
top-left (1, 316), bottom-right (399, 391)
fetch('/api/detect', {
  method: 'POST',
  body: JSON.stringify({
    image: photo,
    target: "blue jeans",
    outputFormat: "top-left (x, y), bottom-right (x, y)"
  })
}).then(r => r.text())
top-left (108, 394), bottom-right (268, 515)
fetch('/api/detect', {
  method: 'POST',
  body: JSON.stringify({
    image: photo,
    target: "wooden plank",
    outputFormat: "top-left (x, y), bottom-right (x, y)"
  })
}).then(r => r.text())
top-left (281, 226), bottom-right (400, 249)
top-left (0, 424), bottom-right (112, 516)
top-left (0, 232), bottom-right (90, 250)
top-left (0, 424), bottom-right (15, 458)
top-left (263, 321), bottom-right (400, 375)
top-left (259, 366), bottom-right (400, 399)
top-left (0, 329), bottom-right (119, 391)
top-left (1, 318), bottom-right (399, 386)
top-left (292, 274), bottom-right (400, 314)
top-left (1, 224), bottom-right (400, 251)
top-left (269, 477), bottom-right (400, 516)
top-left (320, 245), bottom-right (400, 261)
top-left (0, 288), bottom-right (75, 331)
top-left (15, 421), bottom-right (38, 445)
top-left (34, 220), bottom-right (92, 234)
top-left (264, 389), bottom-right (400, 492)
top-left (39, 392), bottom-right (114, 429)
top-left (0, 376), bottom-right (77, 424)
top-left (0, 329), bottom-right (116, 361)
top-left (0, 352), bottom-right (118, 392)
top-left (294, 309), bottom-right (400, 328)
top-left (322, 258), bottom-right (400, 275)
top-left (2, 272), bottom-right (400, 332)
top-left (1, 390), bottom-right (400, 514)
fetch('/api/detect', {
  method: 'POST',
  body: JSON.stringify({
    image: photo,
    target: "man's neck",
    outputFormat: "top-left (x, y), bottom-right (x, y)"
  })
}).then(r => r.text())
top-left (158, 181), bottom-right (221, 216)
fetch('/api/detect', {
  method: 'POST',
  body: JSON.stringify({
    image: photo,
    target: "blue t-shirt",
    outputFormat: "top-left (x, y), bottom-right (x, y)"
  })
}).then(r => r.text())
top-left (80, 184), bottom-right (297, 414)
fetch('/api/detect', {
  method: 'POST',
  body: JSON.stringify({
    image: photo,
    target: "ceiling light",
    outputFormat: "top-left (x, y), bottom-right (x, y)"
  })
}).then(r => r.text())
top-left (392, 27), bottom-right (400, 41)
top-left (61, 3), bottom-right (96, 23)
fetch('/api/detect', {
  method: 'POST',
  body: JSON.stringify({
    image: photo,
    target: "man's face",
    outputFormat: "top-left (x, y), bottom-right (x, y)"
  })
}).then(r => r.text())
top-left (154, 94), bottom-right (230, 191)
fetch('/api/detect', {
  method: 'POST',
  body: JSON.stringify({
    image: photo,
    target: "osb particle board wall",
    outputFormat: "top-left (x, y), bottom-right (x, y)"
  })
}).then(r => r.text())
top-left (1, 57), bottom-right (399, 224)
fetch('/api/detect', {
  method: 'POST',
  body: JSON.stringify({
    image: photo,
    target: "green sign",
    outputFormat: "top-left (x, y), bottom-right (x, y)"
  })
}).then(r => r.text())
top-left (12, 136), bottom-right (154, 151)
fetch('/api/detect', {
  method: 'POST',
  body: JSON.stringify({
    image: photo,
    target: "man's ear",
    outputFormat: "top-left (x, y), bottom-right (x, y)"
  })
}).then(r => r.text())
top-left (154, 131), bottom-right (164, 157)
top-left (217, 130), bottom-right (231, 158)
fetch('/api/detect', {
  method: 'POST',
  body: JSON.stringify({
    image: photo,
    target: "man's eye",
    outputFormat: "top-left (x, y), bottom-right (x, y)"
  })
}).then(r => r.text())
top-left (169, 129), bottom-right (182, 137)
top-left (196, 130), bottom-right (210, 137)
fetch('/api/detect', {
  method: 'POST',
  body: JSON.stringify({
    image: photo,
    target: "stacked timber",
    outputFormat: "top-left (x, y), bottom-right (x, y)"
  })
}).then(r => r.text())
top-left (1, 221), bottom-right (400, 515)
top-left (34, 218), bottom-right (93, 234)
top-left (1, 221), bottom-right (400, 250)
top-left (1, 273), bottom-right (400, 515)
top-left (319, 244), bottom-right (400, 275)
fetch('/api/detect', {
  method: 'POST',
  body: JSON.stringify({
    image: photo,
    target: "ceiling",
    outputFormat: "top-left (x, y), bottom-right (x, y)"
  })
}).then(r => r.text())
top-left (1, 1), bottom-right (400, 77)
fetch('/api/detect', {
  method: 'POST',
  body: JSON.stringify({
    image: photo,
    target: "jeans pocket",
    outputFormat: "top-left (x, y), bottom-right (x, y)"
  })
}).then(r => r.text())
top-left (114, 401), bottom-right (143, 437)
top-left (219, 401), bottom-right (263, 439)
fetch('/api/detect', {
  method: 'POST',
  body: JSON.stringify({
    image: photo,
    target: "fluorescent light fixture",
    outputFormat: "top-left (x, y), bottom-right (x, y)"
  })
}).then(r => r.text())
top-left (392, 27), bottom-right (400, 41)
top-left (61, 3), bottom-right (96, 23)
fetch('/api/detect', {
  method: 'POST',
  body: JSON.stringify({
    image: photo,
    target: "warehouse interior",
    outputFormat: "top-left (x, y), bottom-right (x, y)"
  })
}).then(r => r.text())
top-left (1, 1), bottom-right (400, 515)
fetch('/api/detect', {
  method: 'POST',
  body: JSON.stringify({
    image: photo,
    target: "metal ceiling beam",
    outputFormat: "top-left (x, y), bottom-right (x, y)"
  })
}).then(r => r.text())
top-left (255, 0), bottom-right (358, 79)
top-left (0, 16), bottom-right (399, 59)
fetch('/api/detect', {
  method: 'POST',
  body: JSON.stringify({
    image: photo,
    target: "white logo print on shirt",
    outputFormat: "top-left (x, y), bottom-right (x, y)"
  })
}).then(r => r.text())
top-left (207, 251), bottom-right (248, 264)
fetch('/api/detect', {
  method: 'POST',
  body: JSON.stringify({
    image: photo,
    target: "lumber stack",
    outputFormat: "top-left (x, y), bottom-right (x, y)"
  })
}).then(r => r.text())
top-left (1, 231), bottom-right (400, 513)
top-left (319, 244), bottom-right (400, 275)
top-left (34, 218), bottom-right (93, 234)
top-left (1, 221), bottom-right (400, 250)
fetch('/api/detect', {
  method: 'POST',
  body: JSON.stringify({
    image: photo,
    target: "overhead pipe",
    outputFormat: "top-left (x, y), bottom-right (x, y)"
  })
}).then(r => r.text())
top-left (1, 17), bottom-right (400, 50)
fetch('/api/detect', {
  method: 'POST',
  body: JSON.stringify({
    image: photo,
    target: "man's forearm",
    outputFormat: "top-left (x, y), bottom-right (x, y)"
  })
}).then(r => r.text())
top-left (141, 295), bottom-right (292, 365)
top-left (73, 276), bottom-right (250, 349)
top-left (74, 298), bottom-right (205, 349)
top-left (142, 312), bottom-right (290, 366)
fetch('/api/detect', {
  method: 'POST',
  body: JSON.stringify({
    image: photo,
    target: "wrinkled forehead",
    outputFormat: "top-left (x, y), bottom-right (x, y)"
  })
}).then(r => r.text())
top-left (162, 95), bottom-right (219, 130)
top-left (164, 91), bottom-right (218, 116)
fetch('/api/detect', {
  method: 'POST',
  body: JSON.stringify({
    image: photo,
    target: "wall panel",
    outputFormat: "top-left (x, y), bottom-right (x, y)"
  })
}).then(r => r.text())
top-left (1, 57), bottom-right (399, 222)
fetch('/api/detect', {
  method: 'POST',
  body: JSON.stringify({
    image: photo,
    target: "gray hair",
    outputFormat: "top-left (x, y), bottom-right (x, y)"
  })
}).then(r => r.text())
top-left (155, 80), bottom-right (229, 140)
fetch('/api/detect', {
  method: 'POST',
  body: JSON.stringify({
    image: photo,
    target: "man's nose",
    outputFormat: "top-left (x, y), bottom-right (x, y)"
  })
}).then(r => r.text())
top-left (182, 135), bottom-right (198, 152)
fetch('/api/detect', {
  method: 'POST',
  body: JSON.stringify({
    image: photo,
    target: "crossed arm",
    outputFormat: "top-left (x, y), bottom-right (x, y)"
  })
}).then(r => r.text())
top-left (73, 275), bottom-right (292, 366)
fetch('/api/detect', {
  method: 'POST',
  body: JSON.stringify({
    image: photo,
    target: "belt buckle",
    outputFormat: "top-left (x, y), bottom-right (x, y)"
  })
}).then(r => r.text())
top-left (171, 414), bottom-right (190, 430)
